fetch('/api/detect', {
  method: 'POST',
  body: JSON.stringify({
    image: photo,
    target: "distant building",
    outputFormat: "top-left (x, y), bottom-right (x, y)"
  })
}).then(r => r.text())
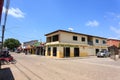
top-left (107, 39), bottom-right (120, 48)
top-left (45, 30), bottom-right (108, 58)
top-left (23, 40), bottom-right (38, 48)
top-left (22, 40), bottom-right (38, 54)
top-left (22, 40), bottom-right (46, 55)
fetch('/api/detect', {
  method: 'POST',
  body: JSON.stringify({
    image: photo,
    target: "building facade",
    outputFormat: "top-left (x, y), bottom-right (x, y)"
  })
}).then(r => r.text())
top-left (107, 39), bottom-right (120, 48)
top-left (45, 30), bottom-right (108, 58)
top-left (22, 40), bottom-right (38, 54)
top-left (23, 40), bottom-right (38, 48)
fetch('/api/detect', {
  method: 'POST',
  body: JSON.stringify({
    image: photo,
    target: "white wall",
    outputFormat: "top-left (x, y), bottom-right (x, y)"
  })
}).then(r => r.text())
top-left (60, 32), bottom-right (88, 45)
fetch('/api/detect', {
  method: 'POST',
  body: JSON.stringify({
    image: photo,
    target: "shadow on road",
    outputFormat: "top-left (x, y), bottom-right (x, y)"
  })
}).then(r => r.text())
top-left (0, 67), bottom-right (15, 80)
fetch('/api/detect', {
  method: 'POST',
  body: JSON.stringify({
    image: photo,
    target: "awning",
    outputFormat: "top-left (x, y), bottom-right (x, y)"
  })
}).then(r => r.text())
top-left (34, 42), bottom-right (40, 47)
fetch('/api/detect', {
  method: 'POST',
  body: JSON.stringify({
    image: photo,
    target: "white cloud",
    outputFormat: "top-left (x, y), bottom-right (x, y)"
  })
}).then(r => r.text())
top-left (68, 27), bottom-right (74, 31)
top-left (3, 7), bottom-right (25, 18)
top-left (86, 20), bottom-right (99, 27)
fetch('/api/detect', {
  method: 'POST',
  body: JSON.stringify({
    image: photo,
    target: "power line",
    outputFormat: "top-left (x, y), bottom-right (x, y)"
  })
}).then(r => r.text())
top-left (5, 30), bottom-right (41, 42)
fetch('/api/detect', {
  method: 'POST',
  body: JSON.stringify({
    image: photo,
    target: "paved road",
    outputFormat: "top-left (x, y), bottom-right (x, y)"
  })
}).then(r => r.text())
top-left (1, 52), bottom-right (120, 80)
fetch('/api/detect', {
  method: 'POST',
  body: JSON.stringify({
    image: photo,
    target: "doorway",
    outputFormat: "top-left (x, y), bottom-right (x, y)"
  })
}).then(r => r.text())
top-left (48, 47), bottom-right (51, 56)
top-left (53, 47), bottom-right (57, 56)
top-left (74, 48), bottom-right (79, 57)
top-left (96, 49), bottom-right (99, 55)
top-left (64, 47), bottom-right (70, 57)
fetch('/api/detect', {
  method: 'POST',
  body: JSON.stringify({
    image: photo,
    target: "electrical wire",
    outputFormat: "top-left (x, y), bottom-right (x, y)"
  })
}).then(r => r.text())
top-left (5, 30), bottom-right (40, 42)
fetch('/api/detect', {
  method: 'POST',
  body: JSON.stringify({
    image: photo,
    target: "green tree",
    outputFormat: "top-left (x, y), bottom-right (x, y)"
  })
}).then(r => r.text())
top-left (4, 38), bottom-right (21, 51)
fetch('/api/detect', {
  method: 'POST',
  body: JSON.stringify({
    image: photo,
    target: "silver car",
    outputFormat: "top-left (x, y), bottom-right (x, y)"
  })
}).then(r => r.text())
top-left (97, 50), bottom-right (110, 57)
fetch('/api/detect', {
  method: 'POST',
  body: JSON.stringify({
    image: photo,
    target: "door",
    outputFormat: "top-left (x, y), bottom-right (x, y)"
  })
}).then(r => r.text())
top-left (37, 47), bottom-right (40, 55)
top-left (74, 48), bottom-right (79, 57)
top-left (96, 49), bottom-right (99, 55)
top-left (53, 47), bottom-right (57, 56)
top-left (64, 47), bottom-right (70, 57)
top-left (48, 47), bottom-right (51, 56)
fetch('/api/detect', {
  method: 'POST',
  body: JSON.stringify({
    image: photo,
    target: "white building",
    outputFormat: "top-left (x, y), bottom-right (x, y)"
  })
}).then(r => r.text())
top-left (45, 30), bottom-right (108, 58)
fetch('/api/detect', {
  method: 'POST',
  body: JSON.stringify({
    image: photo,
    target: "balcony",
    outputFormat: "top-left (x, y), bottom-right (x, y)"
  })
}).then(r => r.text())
top-left (88, 41), bottom-right (93, 45)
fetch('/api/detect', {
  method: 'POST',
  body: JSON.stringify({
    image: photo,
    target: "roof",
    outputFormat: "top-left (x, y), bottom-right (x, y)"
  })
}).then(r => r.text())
top-left (23, 40), bottom-right (38, 46)
top-left (45, 29), bottom-right (107, 39)
top-left (107, 39), bottom-right (120, 41)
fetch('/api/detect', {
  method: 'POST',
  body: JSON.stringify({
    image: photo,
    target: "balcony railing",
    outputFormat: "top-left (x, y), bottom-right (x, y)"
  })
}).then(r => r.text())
top-left (88, 41), bottom-right (93, 45)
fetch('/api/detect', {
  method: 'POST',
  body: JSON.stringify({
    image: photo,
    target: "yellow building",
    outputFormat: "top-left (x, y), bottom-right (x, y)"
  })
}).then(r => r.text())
top-left (45, 30), bottom-right (108, 58)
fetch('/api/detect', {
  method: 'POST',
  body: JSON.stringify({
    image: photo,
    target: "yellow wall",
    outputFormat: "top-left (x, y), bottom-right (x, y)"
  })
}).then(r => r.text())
top-left (57, 47), bottom-right (64, 58)
top-left (80, 52), bottom-right (88, 57)
top-left (70, 47), bottom-right (74, 57)
top-left (45, 45), bottom-right (108, 58)
top-left (79, 46), bottom-right (88, 57)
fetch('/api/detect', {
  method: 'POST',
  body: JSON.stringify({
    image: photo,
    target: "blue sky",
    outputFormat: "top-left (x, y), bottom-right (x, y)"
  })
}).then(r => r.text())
top-left (1, 0), bottom-right (120, 43)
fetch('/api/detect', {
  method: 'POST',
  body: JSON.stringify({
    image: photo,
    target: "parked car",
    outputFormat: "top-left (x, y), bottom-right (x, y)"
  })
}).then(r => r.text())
top-left (97, 50), bottom-right (111, 57)
top-left (15, 49), bottom-right (21, 53)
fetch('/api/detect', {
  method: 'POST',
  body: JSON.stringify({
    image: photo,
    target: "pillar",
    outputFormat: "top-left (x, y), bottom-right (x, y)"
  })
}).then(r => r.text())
top-left (70, 47), bottom-right (74, 57)
top-left (57, 47), bottom-right (64, 58)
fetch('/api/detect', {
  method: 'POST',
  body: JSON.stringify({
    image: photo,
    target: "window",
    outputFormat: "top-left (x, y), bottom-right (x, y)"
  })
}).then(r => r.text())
top-left (73, 36), bottom-right (77, 41)
top-left (103, 40), bottom-right (106, 44)
top-left (53, 35), bottom-right (59, 42)
top-left (96, 39), bottom-right (99, 43)
top-left (47, 37), bottom-right (51, 42)
top-left (81, 37), bottom-right (85, 42)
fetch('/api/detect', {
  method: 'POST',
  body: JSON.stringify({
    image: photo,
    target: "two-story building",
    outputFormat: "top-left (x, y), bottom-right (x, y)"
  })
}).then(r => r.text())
top-left (45, 30), bottom-right (108, 58)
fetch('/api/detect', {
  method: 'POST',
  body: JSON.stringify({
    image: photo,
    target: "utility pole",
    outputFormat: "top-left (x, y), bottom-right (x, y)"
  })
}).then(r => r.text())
top-left (0, 0), bottom-right (10, 69)
top-left (1, 25), bottom-right (5, 51)
top-left (0, 0), bottom-right (4, 70)
top-left (1, 0), bottom-right (10, 50)
top-left (0, 25), bottom-right (5, 69)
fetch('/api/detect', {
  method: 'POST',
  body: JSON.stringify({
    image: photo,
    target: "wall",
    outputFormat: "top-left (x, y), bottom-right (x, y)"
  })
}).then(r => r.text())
top-left (60, 32), bottom-right (88, 45)
top-left (107, 40), bottom-right (120, 47)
